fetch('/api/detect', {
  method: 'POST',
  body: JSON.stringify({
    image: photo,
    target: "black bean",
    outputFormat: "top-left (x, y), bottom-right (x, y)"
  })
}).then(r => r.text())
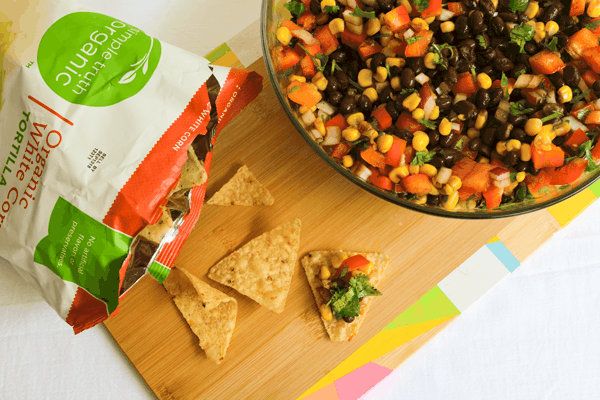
top-left (517, 11), bottom-right (529, 24)
top-left (456, 58), bottom-right (473, 73)
top-left (524, 42), bottom-right (538, 55)
top-left (427, 194), bottom-right (441, 206)
top-left (330, 50), bottom-right (348, 64)
top-left (503, 152), bottom-right (519, 166)
top-left (461, 0), bottom-right (478, 9)
top-left (541, 3), bottom-right (562, 23)
top-left (442, 32), bottom-right (455, 45)
top-left (479, 0), bottom-right (495, 18)
top-left (490, 16), bottom-right (506, 37)
top-left (555, 32), bottom-right (569, 51)
top-left (516, 53), bottom-right (531, 67)
top-left (379, 86), bottom-right (393, 104)
top-left (377, 0), bottom-right (395, 12)
top-left (309, 0), bottom-right (320, 16)
top-left (429, 20), bottom-right (442, 32)
top-left (482, 128), bottom-right (496, 146)
top-left (482, 46), bottom-right (499, 61)
top-left (557, 15), bottom-right (575, 32)
top-left (396, 129), bottom-right (413, 142)
top-left (410, 57), bottom-right (426, 75)
top-left (508, 113), bottom-right (527, 127)
top-left (560, 51), bottom-right (571, 63)
top-left (469, 11), bottom-right (485, 32)
top-left (328, 90), bottom-right (343, 105)
top-left (335, 70), bottom-right (350, 91)
top-left (339, 96), bottom-right (356, 114)
top-left (489, 87), bottom-right (504, 107)
top-left (516, 162), bottom-right (529, 173)
top-left (475, 89), bottom-right (491, 109)
top-left (479, 144), bottom-right (492, 157)
top-left (481, 65), bottom-right (495, 77)
top-left (332, 278), bottom-right (347, 289)
top-left (548, 72), bottom-right (565, 90)
top-left (346, 87), bottom-right (357, 96)
top-left (343, 316), bottom-right (356, 323)
top-left (426, 69), bottom-right (439, 79)
top-left (455, 16), bottom-right (470, 39)
top-left (347, 59), bottom-right (360, 81)
top-left (440, 132), bottom-right (458, 148)
top-left (455, 100), bottom-right (477, 119)
top-left (511, 128), bottom-right (527, 142)
top-left (498, 12), bottom-right (518, 22)
top-left (386, 102), bottom-right (400, 121)
top-left (528, 164), bottom-right (541, 175)
top-left (326, 76), bottom-right (340, 92)
top-left (553, 136), bottom-right (567, 147)
top-left (512, 65), bottom-right (528, 80)
top-left (563, 65), bottom-right (580, 88)
top-left (438, 95), bottom-right (453, 111)
top-left (468, 137), bottom-right (482, 152)
top-left (357, 95), bottom-right (373, 114)
top-left (542, 103), bottom-right (566, 118)
top-left (429, 156), bottom-right (445, 170)
top-left (476, 33), bottom-right (490, 50)
top-left (562, 144), bottom-right (577, 157)
top-left (496, 123), bottom-right (513, 141)
top-left (495, 57), bottom-right (514, 72)
top-left (370, 53), bottom-right (386, 73)
top-left (428, 131), bottom-right (440, 147)
top-left (594, 81), bottom-right (600, 98)
top-left (444, 68), bottom-right (458, 86)
top-left (442, 148), bottom-right (460, 165)
top-left (401, 68), bottom-right (416, 89)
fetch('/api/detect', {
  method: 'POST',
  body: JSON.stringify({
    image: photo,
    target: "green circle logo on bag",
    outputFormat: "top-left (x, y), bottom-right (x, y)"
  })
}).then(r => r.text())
top-left (38, 12), bottom-right (161, 107)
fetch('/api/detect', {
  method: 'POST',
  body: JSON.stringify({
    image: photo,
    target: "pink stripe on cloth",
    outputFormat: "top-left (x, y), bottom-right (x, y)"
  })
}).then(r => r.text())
top-left (334, 362), bottom-right (393, 400)
top-left (302, 383), bottom-right (340, 400)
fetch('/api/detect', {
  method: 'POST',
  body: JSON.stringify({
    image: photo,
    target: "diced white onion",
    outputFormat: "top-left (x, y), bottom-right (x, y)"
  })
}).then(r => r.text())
top-left (302, 110), bottom-right (316, 126)
top-left (354, 163), bottom-right (372, 181)
top-left (292, 29), bottom-right (318, 46)
top-left (454, 93), bottom-right (467, 104)
top-left (317, 110), bottom-right (330, 122)
top-left (564, 115), bottom-right (588, 132)
top-left (347, 0), bottom-right (358, 8)
top-left (578, 78), bottom-right (591, 102)
top-left (514, 74), bottom-right (533, 89)
top-left (437, 9), bottom-right (455, 21)
top-left (317, 101), bottom-right (336, 115)
top-left (415, 73), bottom-right (430, 85)
top-left (404, 29), bottom-right (414, 39)
top-left (310, 129), bottom-right (323, 141)
top-left (321, 126), bottom-right (341, 145)
top-left (547, 91), bottom-right (557, 104)
top-left (495, 100), bottom-right (510, 122)
top-left (594, 98), bottom-right (600, 110)
top-left (423, 95), bottom-right (436, 120)
top-left (489, 169), bottom-right (510, 181)
top-left (493, 177), bottom-right (511, 189)
top-left (506, 22), bottom-right (516, 32)
top-left (528, 75), bottom-right (543, 89)
top-left (436, 167), bottom-right (452, 184)
top-left (498, 100), bottom-right (510, 112)
top-left (451, 122), bottom-right (461, 131)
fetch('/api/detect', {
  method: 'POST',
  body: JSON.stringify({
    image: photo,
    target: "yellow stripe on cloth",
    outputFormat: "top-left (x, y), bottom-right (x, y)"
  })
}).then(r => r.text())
top-left (548, 189), bottom-right (597, 227)
top-left (297, 316), bottom-right (454, 399)
top-left (487, 235), bottom-right (500, 243)
top-left (211, 51), bottom-right (240, 67)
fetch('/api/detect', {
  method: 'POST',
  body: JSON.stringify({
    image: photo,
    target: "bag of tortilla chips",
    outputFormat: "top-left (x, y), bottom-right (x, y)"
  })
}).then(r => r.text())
top-left (0, 1), bottom-right (262, 333)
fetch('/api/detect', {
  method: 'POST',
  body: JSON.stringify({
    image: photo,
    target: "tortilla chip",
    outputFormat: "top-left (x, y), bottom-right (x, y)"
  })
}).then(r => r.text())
top-left (206, 165), bottom-right (274, 206)
top-left (208, 218), bottom-right (301, 313)
top-left (175, 146), bottom-right (207, 192)
top-left (301, 251), bottom-right (389, 342)
top-left (138, 207), bottom-right (173, 244)
top-left (163, 268), bottom-right (237, 364)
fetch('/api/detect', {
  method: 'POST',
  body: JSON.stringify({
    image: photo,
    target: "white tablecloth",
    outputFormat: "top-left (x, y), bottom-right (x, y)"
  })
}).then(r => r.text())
top-left (2, 1), bottom-right (600, 399)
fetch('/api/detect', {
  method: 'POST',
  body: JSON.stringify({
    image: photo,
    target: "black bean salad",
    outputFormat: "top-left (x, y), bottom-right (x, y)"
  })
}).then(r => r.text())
top-left (273, 0), bottom-right (600, 211)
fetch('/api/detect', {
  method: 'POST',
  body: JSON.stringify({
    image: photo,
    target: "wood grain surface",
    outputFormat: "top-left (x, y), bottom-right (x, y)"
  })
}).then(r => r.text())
top-left (104, 59), bottom-right (561, 400)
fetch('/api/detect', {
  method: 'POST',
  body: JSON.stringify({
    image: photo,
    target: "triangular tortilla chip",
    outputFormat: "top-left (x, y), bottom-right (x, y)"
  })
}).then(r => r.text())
top-left (206, 165), bottom-right (274, 206)
top-left (175, 146), bottom-right (207, 192)
top-left (301, 251), bottom-right (389, 341)
top-left (138, 207), bottom-right (173, 244)
top-left (208, 218), bottom-right (301, 313)
top-left (163, 268), bottom-right (237, 364)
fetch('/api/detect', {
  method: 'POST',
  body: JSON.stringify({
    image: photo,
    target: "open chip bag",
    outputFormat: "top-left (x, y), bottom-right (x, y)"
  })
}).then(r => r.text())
top-left (0, 1), bottom-right (262, 333)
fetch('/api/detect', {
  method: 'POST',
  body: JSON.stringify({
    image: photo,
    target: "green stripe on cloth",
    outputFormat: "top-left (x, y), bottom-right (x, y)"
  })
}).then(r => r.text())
top-left (148, 261), bottom-right (170, 284)
top-left (589, 179), bottom-right (600, 198)
top-left (382, 285), bottom-right (460, 331)
top-left (204, 42), bottom-right (231, 63)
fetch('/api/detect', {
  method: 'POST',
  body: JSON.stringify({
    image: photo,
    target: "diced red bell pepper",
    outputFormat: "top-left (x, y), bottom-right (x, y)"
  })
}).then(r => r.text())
top-left (281, 20), bottom-right (301, 32)
top-left (591, 141), bottom-right (600, 162)
top-left (531, 143), bottom-right (565, 170)
top-left (451, 157), bottom-right (494, 192)
top-left (529, 51), bottom-right (566, 74)
top-left (372, 107), bottom-right (393, 130)
top-left (333, 254), bottom-right (373, 279)
top-left (358, 40), bottom-right (383, 60)
top-left (567, 29), bottom-right (599, 60)
top-left (490, 158), bottom-right (504, 167)
top-left (287, 81), bottom-right (322, 108)
top-left (391, 39), bottom-right (408, 56)
top-left (295, 41), bottom-right (320, 57)
top-left (550, 158), bottom-right (588, 185)
top-left (587, 18), bottom-right (600, 36)
top-left (361, 148), bottom-right (387, 168)
top-left (325, 114), bottom-right (349, 131)
top-left (369, 170), bottom-right (394, 191)
top-left (457, 188), bottom-right (481, 201)
top-left (582, 70), bottom-right (600, 86)
top-left (314, 25), bottom-right (339, 55)
top-left (402, 174), bottom-right (432, 195)
top-left (299, 0), bottom-right (311, 7)
top-left (525, 169), bottom-right (553, 198)
top-left (384, 5), bottom-right (411, 32)
top-left (331, 142), bottom-right (353, 159)
top-left (447, 2), bottom-right (466, 15)
top-left (585, 110), bottom-right (600, 124)
top-left (385, 136), bottom-right (407, 167)
top-left (483, 185), bottom-right (503, 210)
top-left (301, 55), bottom-right (315, 78)
top-left (564, 128), bottom-right (589, 148)
top-left (394, 182), bottom-right (406, 194)
top-left (273, 45), bottom-right (301, 71)
top-left (419, 82), bottom-right (437, 109)
top-left (452, 72), bottom-right (478, 96)
top-left (378, 163), bottom-right (393, 175)
top-left (491, 78), bottom-right (515, 97)
top-left (582, 46), bottom-right (600, 74)
top-left (297, 11), bottom-right (316, 31)
top-left (403, 145), bottom-right (415, 165)
top-left (405, 30), bottom-right (434, 57)
top-left (570, 0), bottom-right (586, 16)
top-left (421, 0), bottom-right (442, 18)
top-left (571, 103), bottom-right (595, 119)
top-left (396, 112), bottom-right (426, 132)
top-left (341, 29), bottom-right (367, 49)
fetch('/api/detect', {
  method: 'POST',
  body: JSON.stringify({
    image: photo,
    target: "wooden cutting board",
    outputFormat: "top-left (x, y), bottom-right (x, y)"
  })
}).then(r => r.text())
top-left (104, 58), bottom-right (560, 400)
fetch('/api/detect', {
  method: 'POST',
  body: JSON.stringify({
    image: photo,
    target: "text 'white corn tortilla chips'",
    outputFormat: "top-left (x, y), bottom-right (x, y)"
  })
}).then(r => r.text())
top-left (301, 251), bottom-right (389, 342)
top-left (163, 268), bottom-right (237, 364)
top-left (208, 218), bottom-right (301, 313)
top-left (207, 165), bottom-right (274, 206)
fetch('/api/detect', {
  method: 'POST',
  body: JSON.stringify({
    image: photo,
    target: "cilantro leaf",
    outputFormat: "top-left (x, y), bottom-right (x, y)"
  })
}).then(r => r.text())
top-left (411, 150), bottom-right (437, 166)
top-left (418, 118), bottom-right (438, 130)
top-left (350, 5), bottom-right (376, 19)
top-left (571, 89), bottom-right (592, 104)
top-left (298, 43), bottom-right (329, 73)
top-left (339, 266), bottom-right (349, 278)
top-left (574, 140), bottom-right (600, 172)
top-left (284, 1), bottom-right (305, 16)
top-left (508, 0), bottom-right (529, 13)
top-left (509, 23), bottom-right (535, 53)
top-left (331, 59), bottom-right (336, 75)
top-left (351, 274), bottom-right (382, 299)
top-left (329, 286), bottom-right (360, 319)
top-left (540, 111), bottom-right (563, 123)
top-left (399, 87), bottom-right (416, 95)
top-left (454, 137), bottom-right (466, 151)
top-left (386, 63), bottom-right (391, 78)
top-left (584, 19), bottom-right (600, 31)
top-left (501, 72), bottom-right (509, 90)
top-left (288, 85), bottom-right (302, 94)
top-left (476, 35), bottom-right (487, 49)
top-left (544, 36), bottom-right (558, 51)
top-left (324, 5), bottom-right (340, 13)
top-left (428, 43), bottom-right (453, 70)
top-left (406, 35), bottom-right (422, 45)
top-left (510, 172), bottom-right (518, 182)
top-left (577, 107), bottom-right (591, 121)
top-left (509, 100), bottom-right (534, 115)
top-left (413, 0), bottom-right (430, 12)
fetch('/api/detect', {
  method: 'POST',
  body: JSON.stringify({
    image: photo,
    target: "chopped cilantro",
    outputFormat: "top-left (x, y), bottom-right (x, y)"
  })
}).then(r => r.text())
top-left (508, 0), bottom-right (529, 13)
top-left (538, 186), bottom-right (551, 195)
top-left (509, 23), bottom-right (535, 53)
top-left (288, 85), bottom-right (302, 94)
top-left (544, 36), bottom-right (558, 51)
top-left (406, 35), bottom-right (422, 45)
top-left (352, 274), bottom-right (382, 299)
top-left (510, 172), bottom-right (518, 182)
top-left (428, 43), bottom-right (453, 70)
top-left (331, 59), bottom-right (336, 75)
top-left (324, 5), bottom-right (340, 13)
top-left (399, 87), bottom-right (416, 95)
top-left (575, 141), bottom-right (600, 172)
top-left (350, 5), bottom-right (377, 19)
top-left (339, 266), bottom-right (349, 278)
top-left (584, 19), bottom-right (600, 31)
top-left (386, 63), bottom-right (391, 78)
top-left (413, 0), bottom-right (430, 12)
top-left (328, 274), bottom-right (381, 319)
top-left (540, 111), bottom-right (563, 123)
top-left (284, 1), bottom-right (305, 16)
top-left (418, 118), bottom-right (438, 130)
top-left (316, 53), bottom-right (329, 72)
top-left (509, 100), bottom-right (534, 115)
top-left (476, 35), bottom-right (487, 49)
top-left (470, 68), bottom-right (477, 81)
top-left (411, 150), bottom-right (437, 166)
top-left (571, 89), bottom-right (592, 104)
top-left (514, 68), bottom-right (526, 79)
top-left (347, 136), bottom-right (370, 146)
top-left (454, 137), bottom-right (466, 151)
top-left (559, 184), bottom-right (571, 190)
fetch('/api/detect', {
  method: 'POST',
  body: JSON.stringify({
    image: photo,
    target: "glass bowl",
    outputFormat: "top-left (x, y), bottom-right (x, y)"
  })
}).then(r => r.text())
top-left (260, 0), bottom-right (600, 219)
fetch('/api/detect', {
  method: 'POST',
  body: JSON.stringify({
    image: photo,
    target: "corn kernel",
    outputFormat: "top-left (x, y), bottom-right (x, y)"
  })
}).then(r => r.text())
top-left (425, 16), bottom-right (436, 24)
top-left (373, 66), bottom-right (388, 82)
top-left (429, 184), bottom-right (440, 195)
top-left (358, 69), bottom-right (373, 87)
top-left (525, 1), bottom-right (539, 19)
top-left (319, 304), bottom-right (333, 320)
top-left (442, 190), bottom-right (459, 211)
top-left (506, 139), bottom-right (522, 152)
top-left (412, 132), bottom-right (429, 152)
top-left (443, 184), bottom-right (454, 195)
top-left (400, 0), bottom-right (412, 14)
top-left (347, 112), bottom-right (365, 127)
top-left (441, 21), bottom-right (455, 33)
top-left (412, 108), bottom-right (425, 120)
top-left (329, 18), bottom-right (345, 36)
top-left (319, 265), bottom-right (331, 280)
top-left (299, 105), bottom-right (309, 114)
top-left (403, 92), bottom-right (422, 112)
top-left (363, 88), bottom-right (378, 103)
top-left (520, 143), bottom-right (532, 162)
top-left (289, 75), bottom-right (306, 83)
top-left (525, 118), bottom-right (542, 136)
top-left (377, 135), bottom-right (394, 153)
top-left (430, 106), bottom-right (440, 121)
top-left (413, 194), bottom-right (428, 205)
top-left (475, 110), bottom-right (488, 129)
top-left (276, 27), bottom-right (292, 46)
top-left (496, 141), bottom-right (508, 156)
top-left (389, 165), bottom-right (409, 183)
top-left (467, 128), bottom-right (481, 139)
top-left (342, 155), bottom-right (354, 168)
top-left (477, 73), bottom-right (492, 90)
top-left (342, 127), bottom-right (360, 141)
top-left (315, 77), bottom-right (328, 91)
top-left (554, 121), bottom-right (571, 136)
top-left (478, 156), bottom-right (490, 164)
top-left (534, 29), bottom-right (546, 43)
top-left (380, 26), bottom-right (392, 46)
top-left (516, 171), bottom-right (526, 183)
top-left (558, 85), bottom-right (573, 103)
top-left (411, 18), bottom-right (429, 32)
top-left (421, 163), bottom-right (437, 178)
top-left (314, 118), bottom-right (326, 135)
top-left (409, 164), bottom-right (420, 175)
top-left (391, 76), bottom-right (401, 91)
top-left (366, 18), bottom-right (381, 36)
top-left (448, 175), bottom-right (462, 190)
top-left (424, 52), bottom-right (436, 69)
top-left (386, 57), bottom-right (404, 68)
top-left (439, 118), bottom-right (452, 136)
top-left (589, 0), bottom-right (600, 18)
top-left (545, 21), bottom-right (559, 37)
